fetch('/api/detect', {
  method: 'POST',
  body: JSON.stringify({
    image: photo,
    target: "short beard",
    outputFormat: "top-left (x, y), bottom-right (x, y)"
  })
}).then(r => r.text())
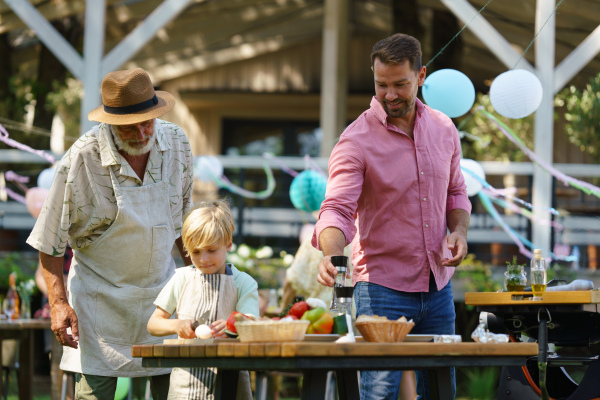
top-left (110, 125), bottom-right (157, 156)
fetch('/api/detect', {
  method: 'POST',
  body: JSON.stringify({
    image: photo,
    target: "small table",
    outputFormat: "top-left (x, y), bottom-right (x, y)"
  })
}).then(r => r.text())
top-left (466, 290), bottom-right (600, 399)
top-left (132, 340), bottom-right (537, 400)
top-left (0, 319), bottom-right (61, 400)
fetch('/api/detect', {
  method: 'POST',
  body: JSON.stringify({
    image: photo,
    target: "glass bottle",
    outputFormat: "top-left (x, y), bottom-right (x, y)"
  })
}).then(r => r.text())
top-left (266, 289), bottom-right (279, 314)
top-left (4, 273), bottom-right (20, 320)
top-left (530, 249), bottom-right (547, 301)
top-left (329, 255), bottom-right (348, 312)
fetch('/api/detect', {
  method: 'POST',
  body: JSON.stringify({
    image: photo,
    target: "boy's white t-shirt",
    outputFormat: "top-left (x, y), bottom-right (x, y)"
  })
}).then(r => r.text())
top-left (154, 264), bottom-right (260, 317)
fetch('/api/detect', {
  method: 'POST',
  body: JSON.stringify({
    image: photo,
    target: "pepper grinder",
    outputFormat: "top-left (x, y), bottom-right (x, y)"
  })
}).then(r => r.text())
top-left (335, 285), bottom-right (356, 341)
top-left (329, 255), bottom-right (348, 312)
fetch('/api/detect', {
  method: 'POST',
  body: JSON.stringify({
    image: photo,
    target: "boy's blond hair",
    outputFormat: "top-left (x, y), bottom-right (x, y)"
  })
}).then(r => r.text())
top-left (182, 199), bottom-right (235, 254)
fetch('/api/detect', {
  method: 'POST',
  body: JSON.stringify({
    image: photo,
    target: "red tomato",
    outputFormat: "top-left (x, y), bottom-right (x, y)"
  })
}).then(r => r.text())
top-left (288, 301), bottom-right (310, 319)
top-left (226, 311), bottom-right (241, 333)
top-left (271, 317), bottom-right (281, 321)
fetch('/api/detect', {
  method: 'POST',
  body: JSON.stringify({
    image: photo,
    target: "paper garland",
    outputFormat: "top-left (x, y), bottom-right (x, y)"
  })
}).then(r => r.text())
top-left (0, 123), bottom-right (56, 164)
top-left (477, 107), bottom-right (600, 199)
top-left (478, 191), bottom-right (575, 262)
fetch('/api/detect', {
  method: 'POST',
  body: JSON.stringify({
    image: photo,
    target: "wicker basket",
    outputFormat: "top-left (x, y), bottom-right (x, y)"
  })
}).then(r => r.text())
top-left (235, 320), bottom-right (310, 342)
top-left (355, 320), bottom-right (415, 342)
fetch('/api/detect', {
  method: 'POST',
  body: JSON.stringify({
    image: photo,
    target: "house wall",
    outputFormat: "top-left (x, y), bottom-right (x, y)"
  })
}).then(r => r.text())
top-left (159, 35), bottom-right (382, 157)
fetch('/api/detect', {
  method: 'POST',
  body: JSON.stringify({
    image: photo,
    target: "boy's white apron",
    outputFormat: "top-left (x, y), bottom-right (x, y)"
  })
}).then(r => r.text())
top-left (168, 266), bottom-right (252, 400)
top-left (61, 154), bottom-right (175, 376)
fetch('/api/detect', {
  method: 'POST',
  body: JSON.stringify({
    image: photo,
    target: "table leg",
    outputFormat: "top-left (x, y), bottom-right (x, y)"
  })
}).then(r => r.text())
top-left (301, 370), bottom-right (328, 400)
top-left (18, 330), bottom-right (33, 400)
top-left (429, 368), bottom-right (453, 400)
top-left (50, 334), bottom-right (63, 400)
top-left (214, 370), bottom-right (239, 400)
top-left (0, 332), bottom-right (3, 397)
top-left (335, 370), bottom-right (359, 400)
top-left (254, 371), bottom-right (267, 400)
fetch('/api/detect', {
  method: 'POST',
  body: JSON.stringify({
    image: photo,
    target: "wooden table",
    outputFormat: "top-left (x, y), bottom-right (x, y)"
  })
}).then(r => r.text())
top-left (466, 290), bottom-right (600, 399)
top-left (132, 340), bottom-right (538, 400)
top-left (0, 319), bottom-right (61, 400)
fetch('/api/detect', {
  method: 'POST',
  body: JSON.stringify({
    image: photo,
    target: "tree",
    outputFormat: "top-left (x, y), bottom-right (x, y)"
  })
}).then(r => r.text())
top-left (556, 72), bottom-right (600, 163)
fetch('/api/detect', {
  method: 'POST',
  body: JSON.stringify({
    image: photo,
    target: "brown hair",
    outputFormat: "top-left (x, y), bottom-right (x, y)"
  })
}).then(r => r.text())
top-left (370, 33), bottom-right (422, 72)
top-left (182, 199), bottom-right (235, 255)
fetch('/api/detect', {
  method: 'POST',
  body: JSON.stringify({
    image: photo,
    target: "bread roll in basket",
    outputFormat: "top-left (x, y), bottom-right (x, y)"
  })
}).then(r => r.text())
top-left (355, 315), bottom-right (415, 342)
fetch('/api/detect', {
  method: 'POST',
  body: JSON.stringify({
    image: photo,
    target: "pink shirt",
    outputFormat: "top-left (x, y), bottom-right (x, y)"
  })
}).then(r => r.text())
top-left (313, 97), bottom-right (471, 292)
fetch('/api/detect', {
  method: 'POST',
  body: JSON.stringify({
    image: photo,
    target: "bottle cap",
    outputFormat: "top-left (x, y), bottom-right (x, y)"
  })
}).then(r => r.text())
top-left (533, 249), bottom-right (542, 258)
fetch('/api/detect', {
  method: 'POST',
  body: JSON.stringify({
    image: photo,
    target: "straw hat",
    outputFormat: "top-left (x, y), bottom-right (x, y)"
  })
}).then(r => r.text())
top-left (88, 68), bottom-right (175, 125)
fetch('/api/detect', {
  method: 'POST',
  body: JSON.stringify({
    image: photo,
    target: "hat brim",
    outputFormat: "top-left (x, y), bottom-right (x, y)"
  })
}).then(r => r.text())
top-left (88, 91), bottom-right (175, 125)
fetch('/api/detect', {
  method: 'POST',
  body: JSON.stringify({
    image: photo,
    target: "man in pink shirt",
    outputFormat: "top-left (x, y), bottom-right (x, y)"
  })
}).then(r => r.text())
top-left (314, 33), bottom-right (471, 400)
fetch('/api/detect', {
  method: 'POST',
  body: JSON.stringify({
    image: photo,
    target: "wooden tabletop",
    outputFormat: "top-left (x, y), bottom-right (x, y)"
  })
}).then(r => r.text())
top-left (465, 290), bottom-right (600, 306)
top-left (132, 341), bottom-right (538, 359)
top-left (0, 318), bottom-right (51, 330)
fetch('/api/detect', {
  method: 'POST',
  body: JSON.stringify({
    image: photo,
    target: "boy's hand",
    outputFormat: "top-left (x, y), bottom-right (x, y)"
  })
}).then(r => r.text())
top-left (210, 319), bottom-right (227, 338)
top-left (177, 319), bottom-right (197, 339)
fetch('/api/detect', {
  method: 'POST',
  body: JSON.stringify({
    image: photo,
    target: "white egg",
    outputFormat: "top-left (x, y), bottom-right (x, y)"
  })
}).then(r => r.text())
top-left (195, 324), bottom-right (213, 339)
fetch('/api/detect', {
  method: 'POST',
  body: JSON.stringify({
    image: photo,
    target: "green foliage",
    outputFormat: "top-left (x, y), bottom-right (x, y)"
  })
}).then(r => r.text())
top-left (556, 73), bottom-right (600, 162)
top-left (46, 77), bottom-right (82, 145)
top-left (458, 94), bottom-right (534, 162)
top-left (547, 263), bottom-right (577, 283)
top-left (455, 254), bottom-right (502, 293)
top-left (0, 253), bottom-right (37, 290)
top-left (226, 244), bottom-right (293, 289)
top-left (506, 255), bottom-right (526, 273)
top-left (457, 366), bottom-right (500, 399)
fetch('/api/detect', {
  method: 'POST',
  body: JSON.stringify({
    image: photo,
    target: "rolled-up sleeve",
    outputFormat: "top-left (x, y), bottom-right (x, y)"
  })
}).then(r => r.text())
top-left (446, 128), bottom-right (472, 215)
top-left (313, 136), bottom-right (365, 250)
top-left (26, 163), bottom-right (74, 257)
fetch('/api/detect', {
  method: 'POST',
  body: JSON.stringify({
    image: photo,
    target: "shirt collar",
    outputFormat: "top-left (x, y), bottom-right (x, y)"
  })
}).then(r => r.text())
top-left (98, 119), bottom-right (170, 168)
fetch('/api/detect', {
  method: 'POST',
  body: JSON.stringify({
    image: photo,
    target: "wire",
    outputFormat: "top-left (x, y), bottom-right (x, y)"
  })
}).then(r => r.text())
top-left (426, 0), bottom-right (495, 68)
top-left (512, 0), bottom-right (566, 70)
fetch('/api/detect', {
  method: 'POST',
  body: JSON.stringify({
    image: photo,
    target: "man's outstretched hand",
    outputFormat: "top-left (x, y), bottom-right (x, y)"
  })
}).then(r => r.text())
top-left (441, 231), bottom-right (468, 267)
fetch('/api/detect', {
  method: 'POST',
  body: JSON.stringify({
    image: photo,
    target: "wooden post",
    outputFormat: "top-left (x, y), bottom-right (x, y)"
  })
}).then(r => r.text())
top-left (319, 0), bottom-right (348, 157)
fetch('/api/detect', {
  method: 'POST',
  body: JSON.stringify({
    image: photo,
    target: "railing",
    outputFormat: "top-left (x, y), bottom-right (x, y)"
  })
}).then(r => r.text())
top-left (2, 151), bottom-right (600, 268)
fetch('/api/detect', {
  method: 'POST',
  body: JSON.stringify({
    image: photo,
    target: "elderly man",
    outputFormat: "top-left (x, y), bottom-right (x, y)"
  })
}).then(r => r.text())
top-left (27, 68), bottom-right (194, 399)
top-left (315, 33), bottom-right (471, 399)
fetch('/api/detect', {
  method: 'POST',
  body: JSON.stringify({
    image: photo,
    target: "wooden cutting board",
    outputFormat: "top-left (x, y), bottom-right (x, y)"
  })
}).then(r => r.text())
top-left (465, 290), bottom-right (600, 305)
top-left (163, 338), bottom-right (239, 344)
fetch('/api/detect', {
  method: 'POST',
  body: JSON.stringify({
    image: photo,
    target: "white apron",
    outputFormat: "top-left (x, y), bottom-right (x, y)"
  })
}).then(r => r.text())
top-left (61, 155), bottom-right (175, 376)
top-left (168, 265), bottom-right (252, 400)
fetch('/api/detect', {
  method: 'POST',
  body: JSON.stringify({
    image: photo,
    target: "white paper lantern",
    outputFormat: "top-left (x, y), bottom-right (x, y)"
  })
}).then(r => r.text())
top-left (37, 166), bottom-right (57, 190)
top-left (194, 156), bottom-right (224, 183)
top-left (460, 159), bottom-right (486, 197)
top-left (490, 69), bottom-right (543, 119)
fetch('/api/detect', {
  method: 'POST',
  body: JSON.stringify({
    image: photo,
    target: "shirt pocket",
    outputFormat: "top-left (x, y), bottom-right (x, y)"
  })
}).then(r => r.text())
top-left (426, 147), bottom-right (452, 183)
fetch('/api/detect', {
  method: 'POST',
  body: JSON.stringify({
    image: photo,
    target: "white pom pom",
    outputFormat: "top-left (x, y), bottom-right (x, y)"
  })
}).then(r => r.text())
top-left (195, 324), bottom-right (213, 339)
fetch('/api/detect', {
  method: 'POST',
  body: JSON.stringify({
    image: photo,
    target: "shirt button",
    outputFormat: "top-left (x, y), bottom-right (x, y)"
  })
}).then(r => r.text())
top-left (423, 197), bottom-right (427, 201)
top-left (427, 251), bottom-right (430, 254)
top-left (425, 224), bottom-right (429, 228)
top-left (420, 171), bottom-right (424, 175)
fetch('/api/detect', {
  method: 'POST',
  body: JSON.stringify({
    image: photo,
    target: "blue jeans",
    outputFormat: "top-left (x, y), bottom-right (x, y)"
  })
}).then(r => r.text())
top-left (354, 278), bottom-right (456, 400)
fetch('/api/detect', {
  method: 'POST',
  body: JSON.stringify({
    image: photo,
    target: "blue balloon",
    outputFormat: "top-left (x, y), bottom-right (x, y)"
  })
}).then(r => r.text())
top-left (422, 69), bottom-right (475, 118)
top-left (289, 170), bottom-right (327, 212)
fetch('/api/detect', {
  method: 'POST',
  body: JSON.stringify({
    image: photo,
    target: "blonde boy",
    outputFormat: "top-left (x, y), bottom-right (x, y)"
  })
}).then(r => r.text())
top-left (148, 199), bottom-right (258, 399)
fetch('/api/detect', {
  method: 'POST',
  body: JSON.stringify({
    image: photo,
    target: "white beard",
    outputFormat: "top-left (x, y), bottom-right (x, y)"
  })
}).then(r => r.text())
top-left (110, 125), bottom-right (157, 156)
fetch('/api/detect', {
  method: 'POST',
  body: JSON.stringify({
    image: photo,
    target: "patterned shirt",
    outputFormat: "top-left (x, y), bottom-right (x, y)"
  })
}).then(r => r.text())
top-left (27, 119), bottom-right (194, 257)
top-left (314, 98), bottom-right (472, 292)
